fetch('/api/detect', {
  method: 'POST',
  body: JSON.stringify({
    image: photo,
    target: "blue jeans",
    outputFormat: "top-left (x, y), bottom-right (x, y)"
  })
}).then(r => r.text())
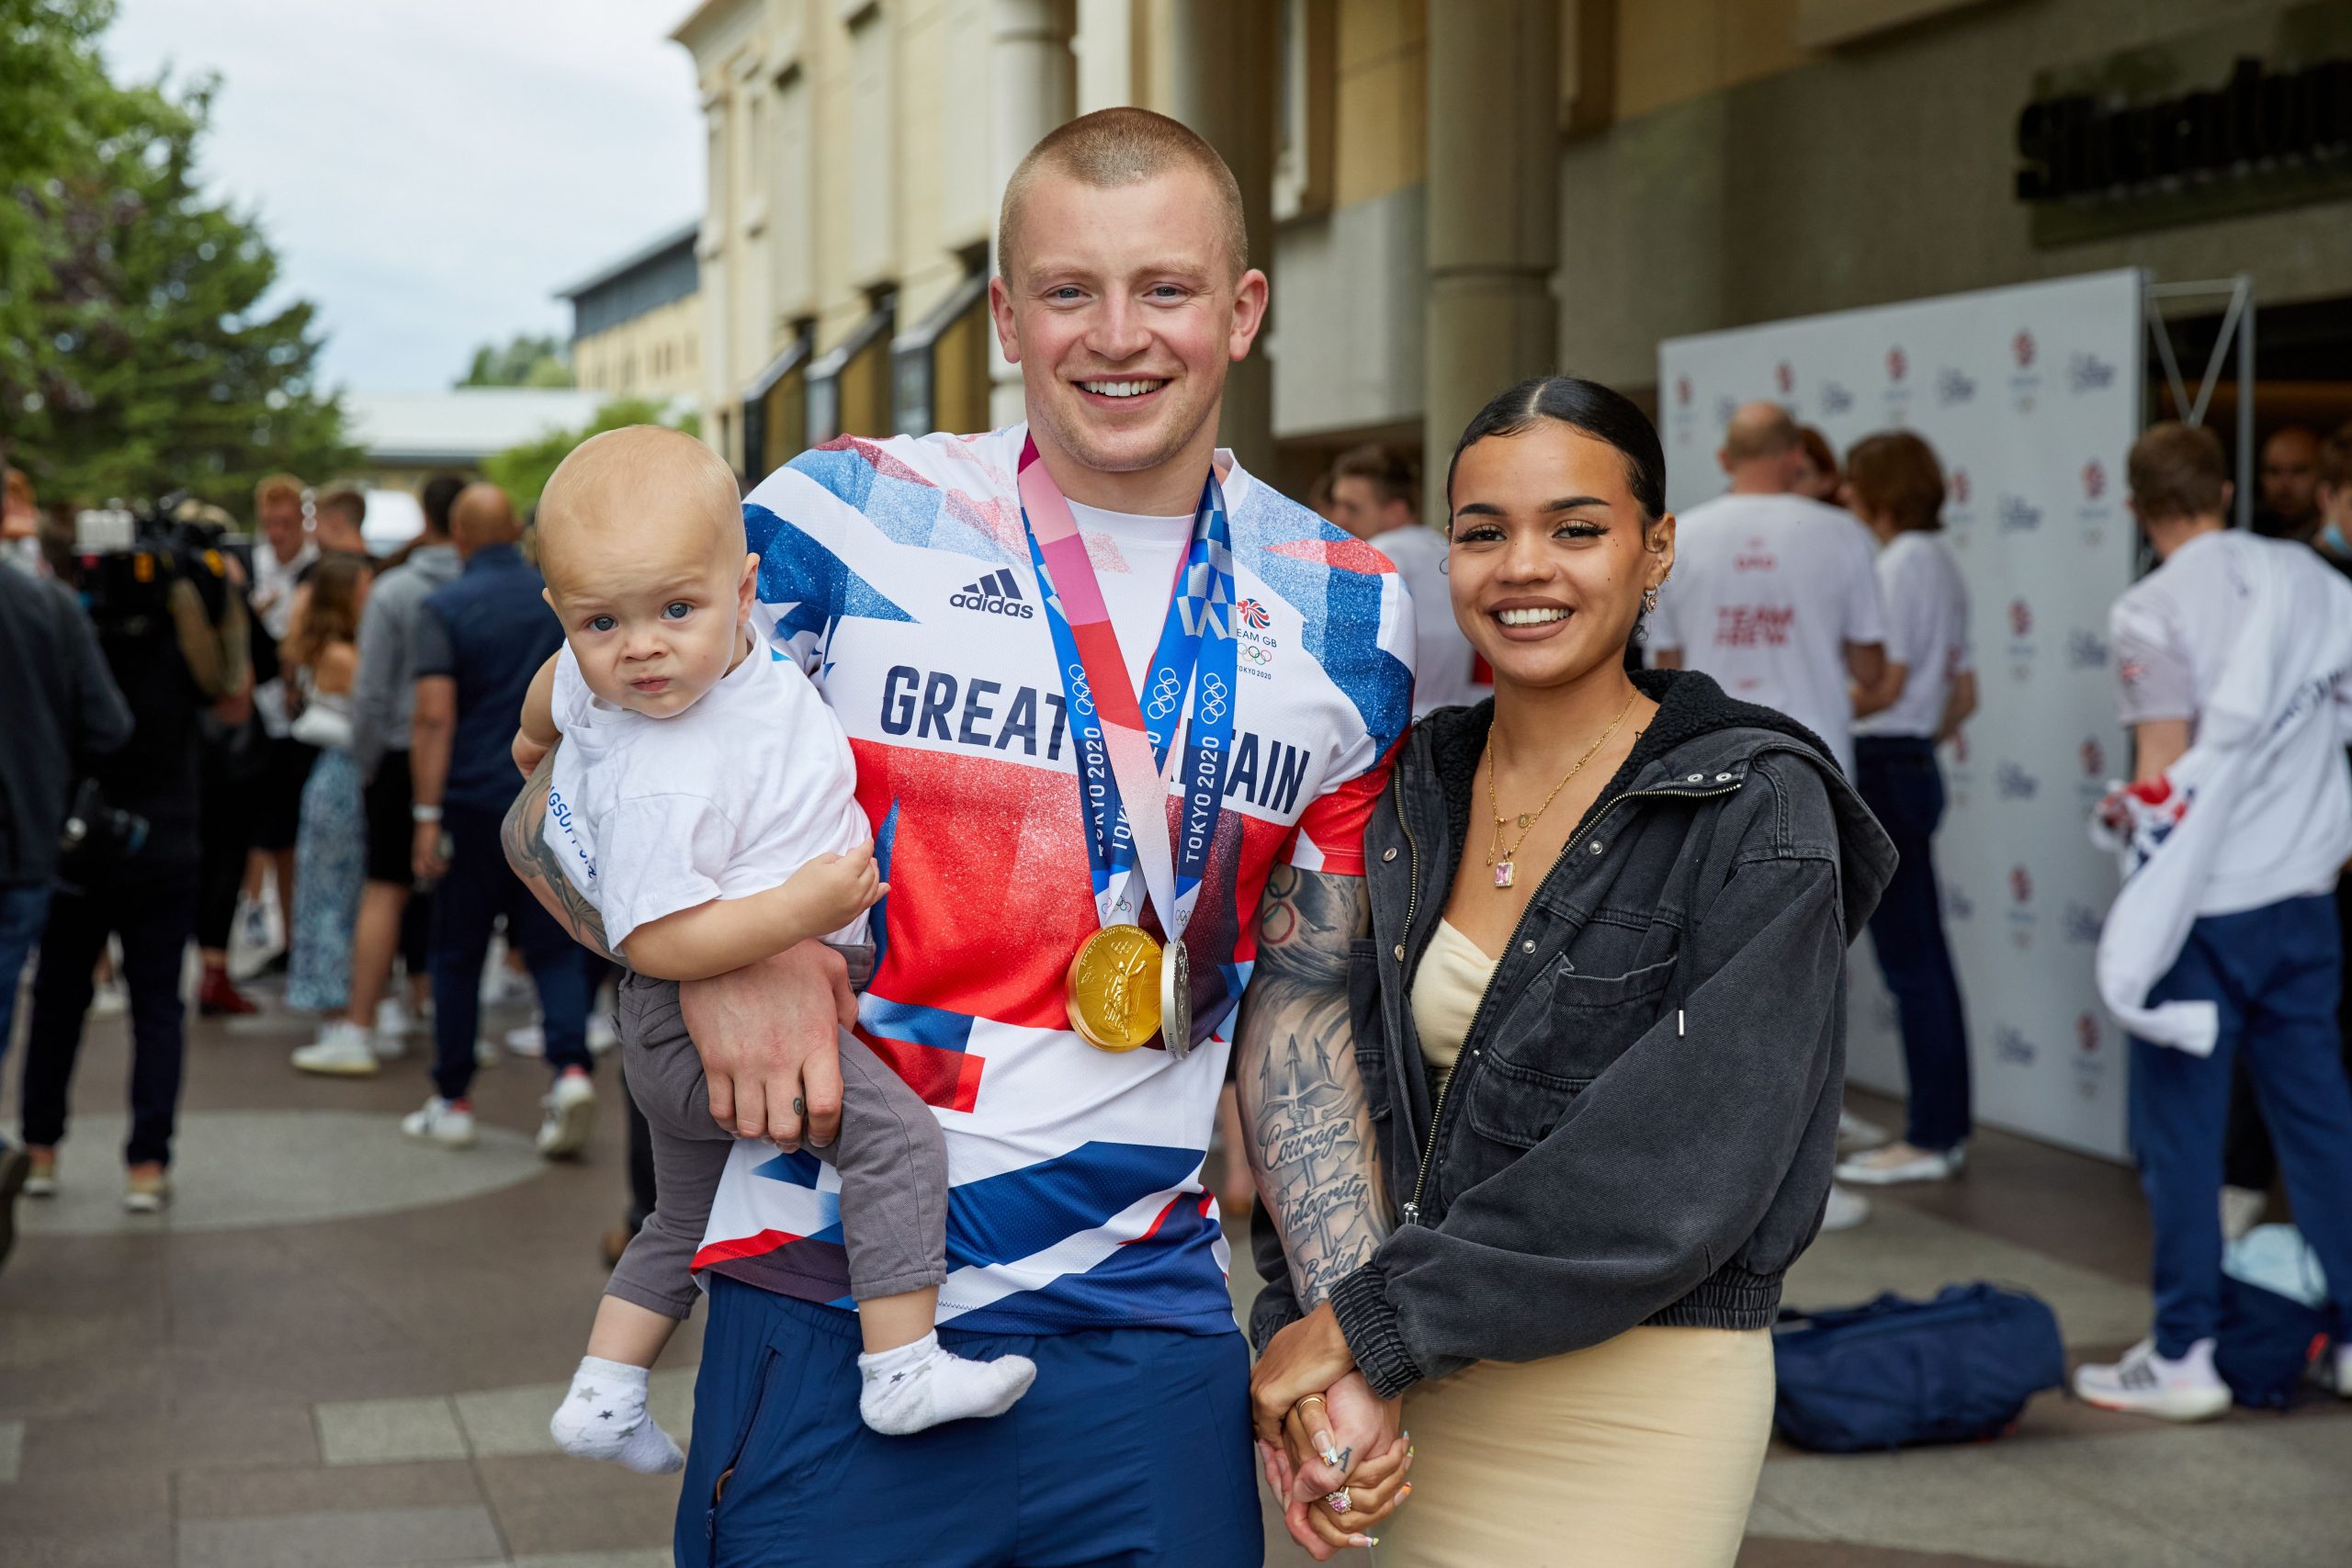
top-left (679, 1278), bottom-right (1261, 1568)
top-left (2132, 894), bottom-right (2352, 1355)
top-left (0, 881), bottom-right (52, 1070)
top-left (428, 803), bottom-right (592, 1102)
top-left (1854, 736), bottom-right (1972, 1151)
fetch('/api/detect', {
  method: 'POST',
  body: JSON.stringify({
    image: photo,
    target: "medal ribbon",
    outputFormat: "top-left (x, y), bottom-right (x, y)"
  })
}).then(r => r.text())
top-left (1015, 435), bottom-right (1237, 954)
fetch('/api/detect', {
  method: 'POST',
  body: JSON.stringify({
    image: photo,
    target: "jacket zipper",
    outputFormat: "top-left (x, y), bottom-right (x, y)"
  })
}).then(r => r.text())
top-left (1396, 778), bottom-right (1740, 1227)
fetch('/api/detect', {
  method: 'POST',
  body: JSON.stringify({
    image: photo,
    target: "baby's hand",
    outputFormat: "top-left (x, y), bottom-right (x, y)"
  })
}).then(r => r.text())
top-left (786, 844), bottom-right (888, 932)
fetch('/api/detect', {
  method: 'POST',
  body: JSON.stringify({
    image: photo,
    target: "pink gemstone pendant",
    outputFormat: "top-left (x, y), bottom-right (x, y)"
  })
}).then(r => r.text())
top-left (1493, 860), bottom-right (1515, 889)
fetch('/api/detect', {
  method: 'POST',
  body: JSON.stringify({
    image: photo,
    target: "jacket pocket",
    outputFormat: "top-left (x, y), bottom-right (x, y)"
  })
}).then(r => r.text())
top-left (1346, 938), bottom-right (1392, 1122)
top-left (1492, 953), bottom-right (1679, 1087)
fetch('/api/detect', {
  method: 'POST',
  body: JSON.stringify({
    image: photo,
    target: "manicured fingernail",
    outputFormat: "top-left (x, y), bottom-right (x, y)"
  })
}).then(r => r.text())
top-left (1400, 1483), bottom-right (1413, 1497)
top-left (1351, 1536), bottom-right (1379, 1549)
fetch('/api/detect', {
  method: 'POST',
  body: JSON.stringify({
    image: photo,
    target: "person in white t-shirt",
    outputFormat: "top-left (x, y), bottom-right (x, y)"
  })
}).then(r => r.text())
top-left (1648, 401), bottom-right (1895, 778)
top-left (1830, 432), bottom-right (1976, 1189)
top-left (2073, 422), bottom-right (2352, 1422)
top-left (1329, 443), bottom-right (1490, 718)
top-left (512, 426), bottom-right (1036, 1473)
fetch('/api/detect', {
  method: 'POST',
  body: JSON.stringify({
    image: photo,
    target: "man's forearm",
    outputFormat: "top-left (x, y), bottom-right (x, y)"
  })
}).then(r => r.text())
top-left (501, 744), bottom-right (619, 963)
top-left (1235, 864), bottom-right (1391, 1314)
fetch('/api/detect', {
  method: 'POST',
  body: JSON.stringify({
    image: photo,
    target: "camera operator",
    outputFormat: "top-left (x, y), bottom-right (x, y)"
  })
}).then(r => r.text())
top-left (18, 497), bottom-right (250, 1213)
top-left (1, 468), bottom-right (133, 1264)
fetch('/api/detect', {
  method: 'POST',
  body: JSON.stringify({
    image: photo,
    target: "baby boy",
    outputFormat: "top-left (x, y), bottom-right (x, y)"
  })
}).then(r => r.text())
top-left (517, 426), bottom-right (1033, 1472)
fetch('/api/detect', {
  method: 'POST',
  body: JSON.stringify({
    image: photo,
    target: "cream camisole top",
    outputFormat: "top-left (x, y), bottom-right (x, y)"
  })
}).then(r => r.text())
top-left (1410, 919), bottom-right (1500, 1094)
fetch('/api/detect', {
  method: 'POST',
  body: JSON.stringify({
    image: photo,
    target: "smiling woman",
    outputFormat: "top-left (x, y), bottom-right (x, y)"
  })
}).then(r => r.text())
top-left (1248, 376), bottom-right (1898, 1566)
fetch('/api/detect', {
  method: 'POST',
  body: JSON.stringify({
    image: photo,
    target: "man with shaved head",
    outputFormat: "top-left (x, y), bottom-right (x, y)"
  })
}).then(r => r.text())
top-left (1651, 400), bottom-right (1893, 779)
top-left (501, 107), bottom-right (1412, 1565)
top-left (402, 479), bottom-right (599, 1158)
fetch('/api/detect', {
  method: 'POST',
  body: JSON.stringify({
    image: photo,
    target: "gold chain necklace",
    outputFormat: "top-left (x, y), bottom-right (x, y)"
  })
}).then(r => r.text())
top-left (1483, 692), bottom-right (1638, 890)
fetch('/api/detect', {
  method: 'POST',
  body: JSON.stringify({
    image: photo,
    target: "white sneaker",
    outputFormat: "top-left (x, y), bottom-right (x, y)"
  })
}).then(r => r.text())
top-left (374, 995), bottom-right (424, 1044)
top-left (2074, 1337), bottom-right (2232, 1421)
top-left (89, 978), bottom-right (129, 1018)
top-left (1819, 1183), bottom-right (1871, 1232)
top-left (401, 1097), bottom-right (476, 1148)
top-left (2220, 1185), bottom-right (2267, 1244)
top-left (587, 1010), bottom-right (620, 1055)
top-left (1837, 1142), bottom-right (1965, 1186)
top-left (291, 1021), bottom-right (380, 1077)
top-left (503, 1019), bottom-right (546, 1057)
top-left (370, 1025), bottom-right (409, 1063)
top-left (537, 1070), bottom-right (596, 1158)
top-left (1837, 1110), bottom-right (1891, 1153)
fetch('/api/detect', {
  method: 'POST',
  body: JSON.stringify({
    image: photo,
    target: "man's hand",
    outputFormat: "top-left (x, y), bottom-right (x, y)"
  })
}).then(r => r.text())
top-left (1259, 1371), bottom-right (1408, 1556)
top-left (680, 940), bottom-right (859, 1146)
top-left (412, 820), bottom-right (448, 884)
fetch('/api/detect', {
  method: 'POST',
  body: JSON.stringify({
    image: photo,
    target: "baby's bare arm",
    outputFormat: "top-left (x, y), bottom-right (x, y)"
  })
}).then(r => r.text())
top-left (622, 847), bottom-right (884, 983)
top-left (513, 654), bottom-right (560, 775)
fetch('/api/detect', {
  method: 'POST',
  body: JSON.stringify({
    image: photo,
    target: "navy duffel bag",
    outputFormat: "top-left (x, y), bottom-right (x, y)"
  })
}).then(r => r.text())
top-left (1772, 1283), bottom-right (2066, 1451)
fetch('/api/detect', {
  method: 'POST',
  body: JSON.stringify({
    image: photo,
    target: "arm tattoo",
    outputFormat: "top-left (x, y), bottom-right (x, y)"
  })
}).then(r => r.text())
top-left (501, 745), bottom-right (620, 964)
top-left (1236, 863), bottom-right (1391, 1311)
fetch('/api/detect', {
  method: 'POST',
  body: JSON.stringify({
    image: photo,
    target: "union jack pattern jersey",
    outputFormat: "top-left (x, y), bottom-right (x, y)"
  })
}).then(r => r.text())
top-left (694, 425), bottom-right (1415, 1336)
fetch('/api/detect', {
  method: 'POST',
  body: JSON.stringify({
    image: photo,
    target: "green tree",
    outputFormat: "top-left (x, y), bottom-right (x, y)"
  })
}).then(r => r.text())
top-left (482, 396), bottom-right (695, 516)
top-left (0, 6), bottom-right (353, 513)
top-left (0, 0), bottom-right (115, 422)
top-left (459, 333), bottom-right (573, 389)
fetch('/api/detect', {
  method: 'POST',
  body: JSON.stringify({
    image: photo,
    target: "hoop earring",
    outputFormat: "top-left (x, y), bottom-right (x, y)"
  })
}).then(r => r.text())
top-left (1439, 556), bottom-right (1450, 576)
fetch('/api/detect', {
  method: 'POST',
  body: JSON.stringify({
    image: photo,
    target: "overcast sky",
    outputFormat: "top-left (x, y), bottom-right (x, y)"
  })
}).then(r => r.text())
top-left (104, 0), bottom-right (705, 392)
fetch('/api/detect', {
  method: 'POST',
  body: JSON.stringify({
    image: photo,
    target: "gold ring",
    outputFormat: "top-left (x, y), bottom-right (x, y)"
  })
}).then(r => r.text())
top-left (1296, 1394), bottom-right (1327, 1410)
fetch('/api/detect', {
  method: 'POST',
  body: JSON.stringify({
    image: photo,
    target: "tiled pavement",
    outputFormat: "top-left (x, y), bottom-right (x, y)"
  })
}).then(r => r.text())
top-left (4, 976), bottom-right (2348, 1567)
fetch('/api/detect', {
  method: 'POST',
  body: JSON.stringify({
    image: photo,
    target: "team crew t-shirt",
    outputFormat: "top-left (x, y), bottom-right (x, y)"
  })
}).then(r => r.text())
top-left (2109, 528), bottom-right (2352, 917)
top-left (1648, 492), bottom-right (1886, 773)
top-left (694, 425), bottom-right (1416, 1336)
top-left (539, 639), bottom-right (870, 955)
top-left (1853, 531), bottom-right (1972, 741)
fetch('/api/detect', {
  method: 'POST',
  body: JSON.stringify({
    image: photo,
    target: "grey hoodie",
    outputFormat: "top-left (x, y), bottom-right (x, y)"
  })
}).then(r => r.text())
top-left (1252, 668), bottom-right (1896, 1399)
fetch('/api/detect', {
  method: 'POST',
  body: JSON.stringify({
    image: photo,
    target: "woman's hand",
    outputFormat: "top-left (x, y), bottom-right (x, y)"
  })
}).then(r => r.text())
top-left (1250, 1303), bottom-right (1358, 1446)
top-left (1260, 1375), bottom-right (1409, 1556)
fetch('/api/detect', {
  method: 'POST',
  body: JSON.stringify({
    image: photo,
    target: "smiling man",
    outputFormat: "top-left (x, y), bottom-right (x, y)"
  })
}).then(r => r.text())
top-left (502, 108), bottom-right (1412, 1567)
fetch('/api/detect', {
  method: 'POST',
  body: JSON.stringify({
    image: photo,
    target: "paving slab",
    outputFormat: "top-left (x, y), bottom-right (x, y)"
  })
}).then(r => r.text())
top-left (175, 1503), bottom-right (506, 1568)
top-left (175, 1459), bottom-right (485, 1520)
top-left (17, 1111), bottom-right (545, 1235)
top-left (314, 1395), bottom-right (470, 1466)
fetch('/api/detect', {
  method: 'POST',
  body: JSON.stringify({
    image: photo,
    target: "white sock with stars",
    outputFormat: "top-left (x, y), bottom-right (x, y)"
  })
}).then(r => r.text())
top-left (549, 1355), bottom-right (684, 1474)
top-left (857, 1331), bottom-right (1036, 1436)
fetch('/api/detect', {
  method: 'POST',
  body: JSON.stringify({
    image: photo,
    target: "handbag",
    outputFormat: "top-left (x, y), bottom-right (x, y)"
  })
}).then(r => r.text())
top-left (1771, 1283), bottom-right (2065, 1452)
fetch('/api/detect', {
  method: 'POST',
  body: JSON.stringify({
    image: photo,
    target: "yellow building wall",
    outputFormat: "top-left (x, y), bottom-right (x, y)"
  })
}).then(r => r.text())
top-left (1612, 0), bottom-right (1817, 122)
top-left (572, 292), bottom-right (703, 402)
top-left (1332, 0), bottom-right (1425, 207)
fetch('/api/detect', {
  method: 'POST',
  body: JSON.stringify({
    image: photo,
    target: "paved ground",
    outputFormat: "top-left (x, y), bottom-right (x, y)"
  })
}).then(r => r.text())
top-left (4, 968), bottom-right (2348, 1567)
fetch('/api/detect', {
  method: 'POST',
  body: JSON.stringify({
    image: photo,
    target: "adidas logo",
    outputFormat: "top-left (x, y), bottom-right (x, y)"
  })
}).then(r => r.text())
top-left (949, 569), bottom-right (1035, 619)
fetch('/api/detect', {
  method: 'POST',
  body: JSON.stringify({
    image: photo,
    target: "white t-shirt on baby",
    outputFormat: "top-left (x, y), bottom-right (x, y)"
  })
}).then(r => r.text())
top-left (1854, 531), bottom-right (1972, 740)
top-left (1648, 491), bottom-right (1887, 774)
top-left (542, 637), bottom-right (871, 954)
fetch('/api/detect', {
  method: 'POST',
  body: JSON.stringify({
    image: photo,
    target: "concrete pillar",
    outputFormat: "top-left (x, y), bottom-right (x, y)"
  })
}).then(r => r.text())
top-left (1159, 0), bottom-right (1279, 476)
top-left (1424, 0), bottom-right (1559, 523)
top-left (989, 0), bottom-right (1078, 429)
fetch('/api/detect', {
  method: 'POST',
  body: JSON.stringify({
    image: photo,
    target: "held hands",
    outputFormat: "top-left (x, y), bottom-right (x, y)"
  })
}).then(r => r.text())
top-left (1258, 1373), bottom-right (1409, 1557)
top-left (782, 843), bottom-right (888, 936)
top-left (1252, 1306), bottom-right (1409, 1554)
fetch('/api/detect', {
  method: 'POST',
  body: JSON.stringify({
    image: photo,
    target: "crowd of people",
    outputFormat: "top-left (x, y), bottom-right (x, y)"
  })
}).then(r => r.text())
top-left (5, 101), bottom-right (2351, 1568)
top-left (0, 463), bottom-right (612, 1227)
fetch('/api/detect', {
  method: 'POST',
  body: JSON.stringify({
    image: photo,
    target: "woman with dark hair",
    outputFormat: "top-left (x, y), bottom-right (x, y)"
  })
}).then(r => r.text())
top-left (1834, 430), bottom-right (1976, 1185)
top-left (1250, 376), bottom-right (1894, 1565)
top-left (1793, 424), bottom-right (1842, 504)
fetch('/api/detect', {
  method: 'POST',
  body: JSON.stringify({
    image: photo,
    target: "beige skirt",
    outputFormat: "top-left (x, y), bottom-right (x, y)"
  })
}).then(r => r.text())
top-left (1374, 1326), bottom-right (1774, 1568)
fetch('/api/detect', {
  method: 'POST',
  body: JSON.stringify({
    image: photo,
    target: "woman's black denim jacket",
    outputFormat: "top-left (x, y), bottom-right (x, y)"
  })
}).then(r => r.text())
top-left (1251, 669), bottom-right (1896, 1400)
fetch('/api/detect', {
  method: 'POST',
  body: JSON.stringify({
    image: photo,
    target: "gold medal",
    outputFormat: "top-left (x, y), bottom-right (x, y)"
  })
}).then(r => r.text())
top-left (1066, 924), bottom-right (1164, 1052)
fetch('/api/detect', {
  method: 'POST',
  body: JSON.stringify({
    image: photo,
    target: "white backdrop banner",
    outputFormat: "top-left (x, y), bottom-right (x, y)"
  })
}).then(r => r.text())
top-left (1658, 268), bottom-right (2144, 1160)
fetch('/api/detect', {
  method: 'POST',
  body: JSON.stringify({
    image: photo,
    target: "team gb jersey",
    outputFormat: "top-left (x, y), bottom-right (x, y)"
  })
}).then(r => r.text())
top-left (694, 424), bottom-right (1415, 1336)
